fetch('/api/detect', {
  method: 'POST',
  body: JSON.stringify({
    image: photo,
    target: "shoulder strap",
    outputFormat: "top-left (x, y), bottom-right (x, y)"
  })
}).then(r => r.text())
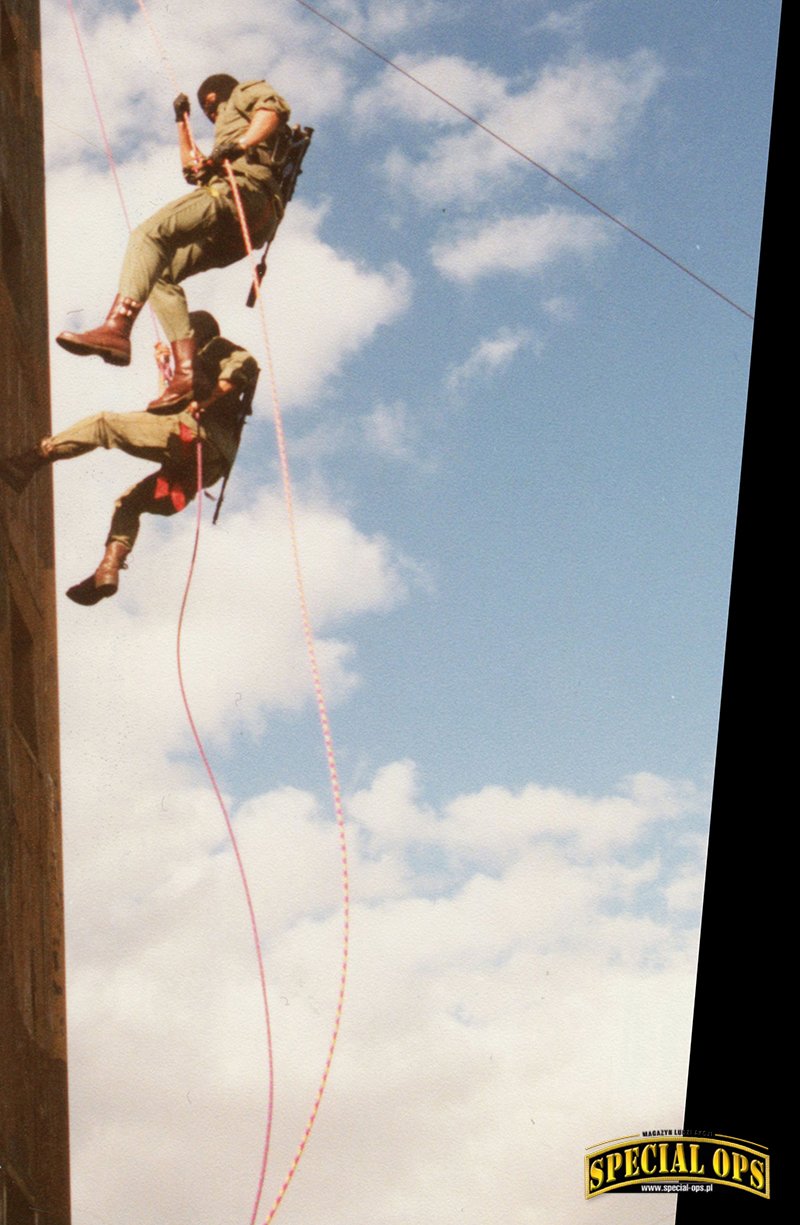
top-left (247, 125), bottom-right (314, 307)
top-left (211, 371), bottom-right (259, 525)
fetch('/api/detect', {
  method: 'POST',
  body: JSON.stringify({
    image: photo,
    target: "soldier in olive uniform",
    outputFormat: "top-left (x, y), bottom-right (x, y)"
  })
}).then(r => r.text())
top-left (2, 312), bottom-right (258, 606)
top-left (56, 74), bottom-right (288, 410)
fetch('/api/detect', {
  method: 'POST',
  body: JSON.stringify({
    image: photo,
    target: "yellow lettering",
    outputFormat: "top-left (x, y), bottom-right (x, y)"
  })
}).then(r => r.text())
top-left (642, 1144), bottom-right (657, 1175)
top-left (624, 1147), bottom-right (640, 1178)
top-left (712, 1147), bottom-right (731, 1178)
top-left (671, 1143), bottom-right (689, 1175)
top-left (606, 1151), bottom-right (623, 1184)
top-left (689, 1143), bottom-right (705, 1175)
top-left (659, 1142), bottom-right (670, 1173)
top-left (731, 1153), bottom-right (749, 1183)
top-left (750, 1158), bottom-right (765, 1191)
top-left (589, 1157), bottom-right (605, 1191)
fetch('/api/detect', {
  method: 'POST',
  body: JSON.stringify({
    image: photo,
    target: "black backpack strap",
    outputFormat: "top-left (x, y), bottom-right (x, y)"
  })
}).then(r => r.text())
top-left (211, 373), bottom-right (259, 525)
top-left (246, 125), bottom-right (314, 307)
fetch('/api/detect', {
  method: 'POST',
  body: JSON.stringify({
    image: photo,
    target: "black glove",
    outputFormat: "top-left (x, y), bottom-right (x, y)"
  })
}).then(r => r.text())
top-left (173, 93), bottom-right (190, 122)
top-left (209, 140), bottom-right (245, 167)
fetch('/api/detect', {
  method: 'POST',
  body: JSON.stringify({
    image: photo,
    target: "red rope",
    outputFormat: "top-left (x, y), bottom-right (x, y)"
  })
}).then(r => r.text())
top-left (66, 0), bottom-right (134, 231)
top-left (65, 0), bottom-right (162, 349)
top-left (65, 7), bottom-right (277, 1221)
top-left (175, 438), bottom-right (277, 1225)
top-left (224, 163), bottom-right (351, 1225)
top-left (68, 5), bottom-right (352, 1219)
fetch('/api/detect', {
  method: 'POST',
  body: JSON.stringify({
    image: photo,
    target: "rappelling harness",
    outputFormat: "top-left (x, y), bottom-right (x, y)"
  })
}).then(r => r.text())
top-left (246, 124), bottom-right (314, 307)
top-left (152, 125), bottom-right (312, 522)
top-left (209, 371), bottom-right (258, 524)
top-left (206, 124), bottom-right (313, 517)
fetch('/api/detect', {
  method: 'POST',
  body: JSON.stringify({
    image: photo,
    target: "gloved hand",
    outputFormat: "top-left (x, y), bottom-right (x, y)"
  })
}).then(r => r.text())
top-left (173, 93), bottom-right (191, 122)
top-left (209, 140), bottom-right (245, 167)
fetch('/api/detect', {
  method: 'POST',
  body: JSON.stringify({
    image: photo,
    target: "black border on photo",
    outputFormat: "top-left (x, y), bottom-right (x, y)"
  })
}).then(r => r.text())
top-left (676, 6), bottom-right (786, 1219)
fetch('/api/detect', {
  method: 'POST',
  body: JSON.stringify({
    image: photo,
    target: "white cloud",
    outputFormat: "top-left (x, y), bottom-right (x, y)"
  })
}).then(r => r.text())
top-left (37, 8), bottom-right (715, 1225)
top-left (353, 52), bottom-right (510, 129)
top-left (325, 0), bottom-right (446, 44)
top-left (350, 760), bottom-right (704, 885)
top-left (372, 50), bottom-right (665, 208)
top-left (542, 293), bottom-right (577, 321)
top-left (62, 755), bottom-right (703, 1225)
top-left (260, 202), bottom-right (413, 406)
top-left (361, 399), bottom-right (416, 459)
top-left (447, 327), bottom-right (535, 388)
top-left (433, 208), bottom-right (609, 282)
top-left (42, 0), bottom-right (353, 168)
top-left (536, 2), bottom-right (596, 39)
top-left (55, 479), bottom-right (411, 762)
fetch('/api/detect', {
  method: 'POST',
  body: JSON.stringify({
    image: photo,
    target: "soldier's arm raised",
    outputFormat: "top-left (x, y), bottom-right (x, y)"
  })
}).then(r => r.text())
top-left (172, 93), bottom-right (204, 175)
top-left (239, 107), bottom-right (282, 151)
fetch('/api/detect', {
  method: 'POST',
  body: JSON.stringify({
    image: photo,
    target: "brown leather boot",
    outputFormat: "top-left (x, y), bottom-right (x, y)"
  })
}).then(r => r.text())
top-left (66, 541), bottom-right (130, 606)
top-left (56, 295), bottom-right (143, 366)
top-left (147, 337), bottom-right (212, 412)
top-left (0, 438), bottom-right (55, 493)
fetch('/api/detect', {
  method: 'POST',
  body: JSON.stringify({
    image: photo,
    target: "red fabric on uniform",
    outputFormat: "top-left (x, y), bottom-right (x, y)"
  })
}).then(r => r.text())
top-left (153, 421), bottom-right (197, 510)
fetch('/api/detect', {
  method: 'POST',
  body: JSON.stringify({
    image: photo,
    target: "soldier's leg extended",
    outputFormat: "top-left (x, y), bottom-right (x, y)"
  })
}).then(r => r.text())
top-left (48, 410), bottom-right (181, 462)
top-left (120, 190), bottom-right (235, 326)
top-left (66, 448), bottom-right (227, 607)
top-left (0, 411), bottom-right (201, 493)
top-left (55, 186), bottom-right (236, 368)
top-left (66, 472), bottom-right (162, 607)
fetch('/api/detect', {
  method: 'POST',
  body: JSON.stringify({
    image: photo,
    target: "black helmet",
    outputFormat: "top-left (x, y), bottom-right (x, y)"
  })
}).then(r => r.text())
top-left (188, 310), bottom-right (220, 348)
top-left (197, 74), bottom-right (239, 112)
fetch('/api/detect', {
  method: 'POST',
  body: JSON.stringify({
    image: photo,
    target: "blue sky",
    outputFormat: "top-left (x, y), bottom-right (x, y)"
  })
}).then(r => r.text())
top-left (203, 0), bottom-right (774, 804)
top-left (40, 2), bottom-right (780, 1223)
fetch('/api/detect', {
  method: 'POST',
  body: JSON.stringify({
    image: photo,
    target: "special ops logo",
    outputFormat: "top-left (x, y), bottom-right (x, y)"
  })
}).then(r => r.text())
top-left (585, 1131), bottom-right (769, 1198)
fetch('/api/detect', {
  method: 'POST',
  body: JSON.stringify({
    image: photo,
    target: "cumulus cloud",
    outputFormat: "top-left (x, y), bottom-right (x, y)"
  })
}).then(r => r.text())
top-left (55, 476), bottom-right (411, 767)
top-left (433, 208), bottom-right (609, 282)
top-left (261, 202), bottom-right (413, 406)
top-left (370, 50), bottom-right (665, 208)
top-left (38, 8), bottom-right (710, 1225)
top-left (353, 52), bottom-right (510, 129)
top-left (350, 759), bottom-right (704, 888)
top-left (62, 754), bottom-right (704, 1225)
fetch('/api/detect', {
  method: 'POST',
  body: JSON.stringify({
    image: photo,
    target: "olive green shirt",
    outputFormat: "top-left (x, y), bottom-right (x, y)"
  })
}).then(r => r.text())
top-left (212, 79), bottom-right (291, 190)
top-left (197, 336), bottom-right (260, 464)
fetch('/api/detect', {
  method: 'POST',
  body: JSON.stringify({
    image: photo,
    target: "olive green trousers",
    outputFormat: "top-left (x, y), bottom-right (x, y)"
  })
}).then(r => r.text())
top-left (118, 181), bottom-right (272, 340)
top-left (48, 410), bottom-right (227, 550)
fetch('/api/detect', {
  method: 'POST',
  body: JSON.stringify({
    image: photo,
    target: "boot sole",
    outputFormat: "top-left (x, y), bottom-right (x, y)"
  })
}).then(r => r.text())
top-left (66, 579), bottom-right (118, 606)
top-left (56, 335), bottom-right (131, 366)
top-left (147, 394), bottom-right (193, 413)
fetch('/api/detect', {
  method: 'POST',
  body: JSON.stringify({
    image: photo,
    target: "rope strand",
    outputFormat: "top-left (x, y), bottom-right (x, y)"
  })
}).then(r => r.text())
top-left (70, 4), bottom-right (352, 1219)
top-left (290, 0), bottom-right (754, 320)
top-left (175, 439), bottom-right (276, 1225)
top-left (64, 7), bottom-right (280, 1221)
top-left (65, 0), bottom-right (162, 347)
top-left (224, 163), bottom-right (351, 1225)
